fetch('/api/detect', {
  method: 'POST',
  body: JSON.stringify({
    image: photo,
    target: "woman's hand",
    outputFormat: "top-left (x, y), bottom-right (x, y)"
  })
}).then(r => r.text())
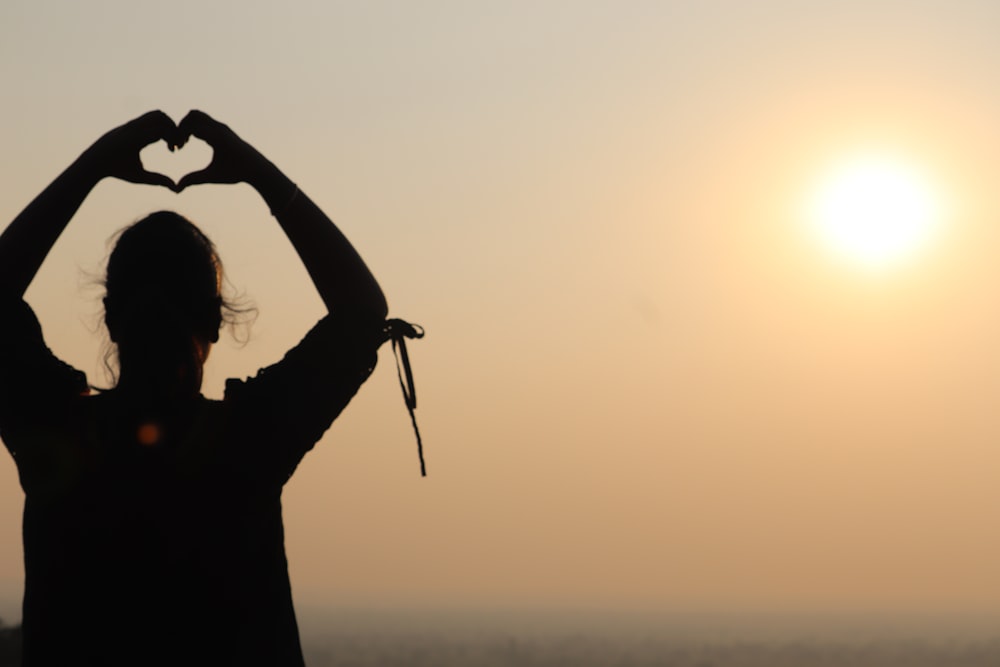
top-left (173, 111), bottom-right (272, 192)
top-left (0, 111), bottom-right (179, 296)
top-left (81, 110), bottom-right (179, 189)
top-left (171, 111), bottom-right (385, 318)
top-left (173, 110), bottom-right (296, 213)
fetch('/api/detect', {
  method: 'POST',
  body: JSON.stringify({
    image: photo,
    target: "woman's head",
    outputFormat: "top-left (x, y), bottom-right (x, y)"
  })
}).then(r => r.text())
top-left (104, 211), bottom-right (223, 343)
top-left (103, 211), bottom-right (225, 391)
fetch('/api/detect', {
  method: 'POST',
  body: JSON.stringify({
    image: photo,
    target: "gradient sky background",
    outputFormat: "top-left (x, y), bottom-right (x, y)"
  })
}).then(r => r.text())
top-left (2, 1), bottom-right (1000, 623)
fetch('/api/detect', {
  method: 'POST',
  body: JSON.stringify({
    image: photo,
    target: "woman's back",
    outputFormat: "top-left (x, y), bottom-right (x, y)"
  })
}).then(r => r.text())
top-left (4, 303), bottom-right (383, 666)
top-left (20, 393), bottom-right (300, 666)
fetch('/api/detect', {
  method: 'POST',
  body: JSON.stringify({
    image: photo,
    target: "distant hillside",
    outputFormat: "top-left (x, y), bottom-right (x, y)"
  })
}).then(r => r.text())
top-left (0, 621), bottom-right (20, 667)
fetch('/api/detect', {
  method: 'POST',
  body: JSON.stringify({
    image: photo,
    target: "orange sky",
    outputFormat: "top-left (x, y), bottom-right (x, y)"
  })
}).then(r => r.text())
top-left (1, 1), bottom-right (1000, 621)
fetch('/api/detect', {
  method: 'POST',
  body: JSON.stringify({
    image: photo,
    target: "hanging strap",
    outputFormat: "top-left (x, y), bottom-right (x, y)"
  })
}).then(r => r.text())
top-left (384, 319), bottom-right (426, 476)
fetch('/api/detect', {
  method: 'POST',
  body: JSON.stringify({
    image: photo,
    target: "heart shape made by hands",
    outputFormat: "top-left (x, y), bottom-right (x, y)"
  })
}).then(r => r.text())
top-left (140, 137), bottom-right (213, 186)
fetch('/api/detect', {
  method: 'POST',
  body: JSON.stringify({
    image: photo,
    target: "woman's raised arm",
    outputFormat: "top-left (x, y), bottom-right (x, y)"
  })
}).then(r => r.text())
top-left (0, 111), bottom-right (178, 298)
top-left (174, 111), bottom-right (388, 322)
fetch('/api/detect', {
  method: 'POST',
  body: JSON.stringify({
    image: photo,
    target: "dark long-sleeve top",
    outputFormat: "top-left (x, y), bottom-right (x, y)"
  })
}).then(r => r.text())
top-left (0, 297), bottom-right (385, 666)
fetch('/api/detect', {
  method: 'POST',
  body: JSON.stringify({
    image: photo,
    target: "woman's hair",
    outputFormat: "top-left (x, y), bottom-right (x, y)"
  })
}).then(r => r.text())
top-left (100, 211), bottom-right (252, 381)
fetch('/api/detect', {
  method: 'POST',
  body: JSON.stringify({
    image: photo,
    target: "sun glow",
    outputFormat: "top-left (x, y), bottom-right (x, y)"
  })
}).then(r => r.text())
top-left (809, 155), bottom-right (941, 269)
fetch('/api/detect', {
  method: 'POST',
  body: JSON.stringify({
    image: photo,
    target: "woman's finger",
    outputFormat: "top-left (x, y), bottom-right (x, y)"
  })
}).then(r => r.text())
top-left (172, 111), bottom-right (204, 151)
top-left (148, 110), bottom-right (177, 138)
top-left (177, 110), bottom-right (219, 143)
top-left (166, 122), bottom-right (187, 152)
top-left (128, 169), bottom-right (176, 190)
top-left (174, 167), bottom-right (216, 193)
top-left (130, 110), bottom-right (179, 149)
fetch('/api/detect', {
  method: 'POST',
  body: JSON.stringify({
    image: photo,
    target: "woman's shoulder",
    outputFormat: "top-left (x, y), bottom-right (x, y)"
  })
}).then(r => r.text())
top-left (0, 296), bottom-right (89, 394)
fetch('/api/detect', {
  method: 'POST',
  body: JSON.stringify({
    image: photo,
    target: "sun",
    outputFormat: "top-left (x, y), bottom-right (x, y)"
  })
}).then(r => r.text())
top-left (808, 155), bottom-right (940, 269)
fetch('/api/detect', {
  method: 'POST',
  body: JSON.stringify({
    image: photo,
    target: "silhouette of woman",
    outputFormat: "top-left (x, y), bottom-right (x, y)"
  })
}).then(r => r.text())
top-left (0, 111), bottom-right (392, 666)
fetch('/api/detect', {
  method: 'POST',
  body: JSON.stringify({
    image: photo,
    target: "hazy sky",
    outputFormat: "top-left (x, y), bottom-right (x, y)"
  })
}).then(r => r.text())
top-left (2, 1), bottom-right (1000, 621)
